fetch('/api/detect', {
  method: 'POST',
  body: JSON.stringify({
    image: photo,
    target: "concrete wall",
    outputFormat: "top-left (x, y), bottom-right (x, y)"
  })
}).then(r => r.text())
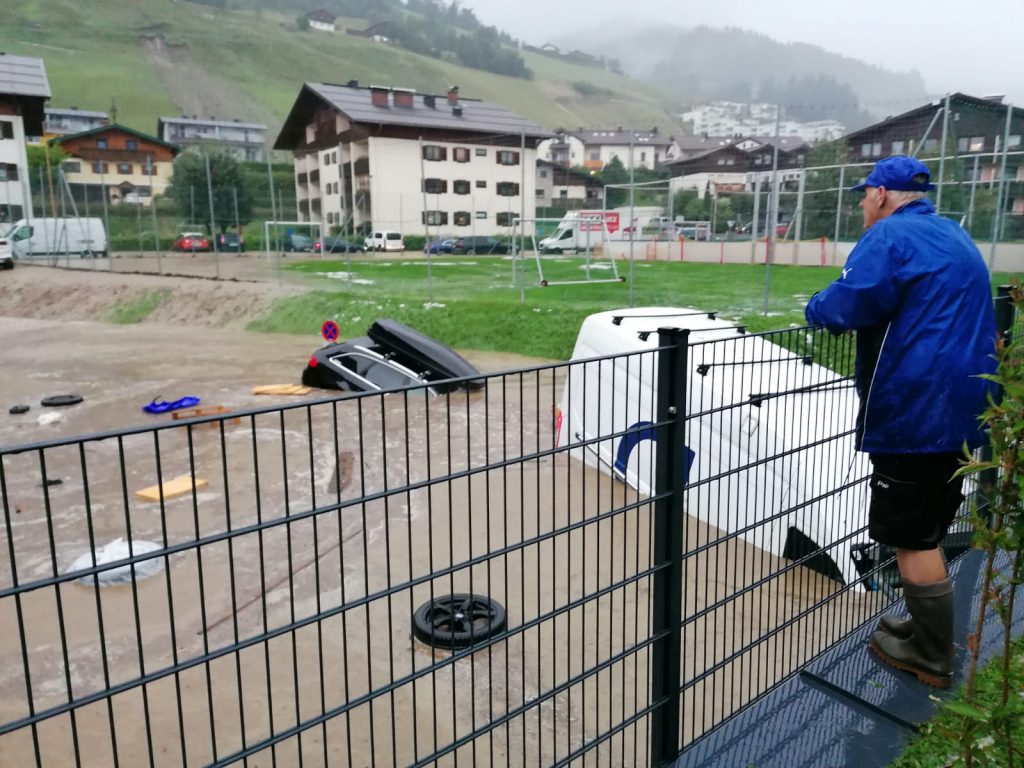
top-left (603, 238), bottom-right (1024, 273)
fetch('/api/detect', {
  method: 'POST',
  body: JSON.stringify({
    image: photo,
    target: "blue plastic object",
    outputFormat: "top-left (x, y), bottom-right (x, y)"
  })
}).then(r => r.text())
top-left (143, 396), bottom-right (201, 415)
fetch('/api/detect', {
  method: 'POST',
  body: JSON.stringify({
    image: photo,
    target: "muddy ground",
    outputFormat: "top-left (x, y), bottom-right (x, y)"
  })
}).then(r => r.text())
top-left (0, 267), bottom-right (881, 767)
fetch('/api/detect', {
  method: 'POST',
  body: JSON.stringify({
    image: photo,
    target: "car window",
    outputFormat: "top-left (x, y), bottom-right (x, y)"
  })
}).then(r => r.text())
top-left (386, 233), bottom-right (402, 240)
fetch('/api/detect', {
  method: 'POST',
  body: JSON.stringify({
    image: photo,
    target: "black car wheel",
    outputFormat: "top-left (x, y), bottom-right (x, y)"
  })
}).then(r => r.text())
top-left (412, 594), bottom-right (506, 649)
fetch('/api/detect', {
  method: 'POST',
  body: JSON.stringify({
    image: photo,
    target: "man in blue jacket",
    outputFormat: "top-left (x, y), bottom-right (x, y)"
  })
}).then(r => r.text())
top-left (805, 156), bottom-right (995, 688)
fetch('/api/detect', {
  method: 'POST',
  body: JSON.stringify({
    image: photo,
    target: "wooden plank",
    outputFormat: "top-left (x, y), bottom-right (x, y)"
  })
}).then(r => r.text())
top-left (171, 405), bottom-right (229, 420)
top-left (252, 384), bottom-right (312, 396)
top-left (135, 475), bottom-right (208, 502)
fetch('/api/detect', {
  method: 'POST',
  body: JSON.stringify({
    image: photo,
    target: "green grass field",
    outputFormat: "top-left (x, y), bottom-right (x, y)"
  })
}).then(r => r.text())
top-left (249, 257), bottom-right (1021, 359)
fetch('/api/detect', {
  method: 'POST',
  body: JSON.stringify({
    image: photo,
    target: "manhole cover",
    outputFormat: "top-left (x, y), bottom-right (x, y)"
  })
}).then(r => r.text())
top-left (412, 593), bottom-right (506, 649)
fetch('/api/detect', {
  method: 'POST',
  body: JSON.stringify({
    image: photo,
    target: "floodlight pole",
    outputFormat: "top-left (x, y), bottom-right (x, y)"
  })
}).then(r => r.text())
top-left (765, 104), bottom-right (781, 312)
top-left (832, 165), bottom-right (845, 264)
top-left (936, 93), bottom-right (950, 212)
top-left (628, 128), bottom-right (636, 307)
top-left (419, 135), bottom-right (433, 302)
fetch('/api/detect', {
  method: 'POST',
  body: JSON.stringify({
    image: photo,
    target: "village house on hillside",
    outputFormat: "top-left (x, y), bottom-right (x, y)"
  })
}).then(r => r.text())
top-left (274, 81), bottom-right (550, 236)
top-left (306, 9), bottom-right (337, 32)
top-left (44, 106), bottom-right (108, 139)
top-left (157, 115), bottom-right (267, 161)
top-left (664, 136), bottom-right (809, 198)
top-left (0, 53), bottom-right (49, 224)
top-left (535, 159), bottom-right (604, 209)
top-left (538, 127), bottom-right (679, 171)
top-left (51, 124), bottom-right (180, 207)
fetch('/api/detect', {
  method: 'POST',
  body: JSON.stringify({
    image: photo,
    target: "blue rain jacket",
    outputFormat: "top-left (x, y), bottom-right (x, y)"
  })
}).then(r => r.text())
top-left (805, 199), bottom-right (996, 454)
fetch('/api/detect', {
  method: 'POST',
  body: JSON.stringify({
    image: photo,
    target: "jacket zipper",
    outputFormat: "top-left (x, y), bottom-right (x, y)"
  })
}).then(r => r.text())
top-left (860, 321), bottom-right (891, 447)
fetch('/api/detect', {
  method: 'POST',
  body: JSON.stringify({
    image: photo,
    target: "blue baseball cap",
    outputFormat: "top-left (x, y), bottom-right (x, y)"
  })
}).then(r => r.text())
top-left (850, 155), bottom-right (936, 192)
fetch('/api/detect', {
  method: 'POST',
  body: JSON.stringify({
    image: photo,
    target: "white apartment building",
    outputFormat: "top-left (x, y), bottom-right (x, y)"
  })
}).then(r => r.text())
top-left (274, 82), bottom-right (550, 236)
top-left (538, 128), bottom-right (677, 171)
top-left (681, 102), bottom-right (845, 144)
top-left (0, 54), bottom-right (49, 225)
top-left (44, 107), bottom-right (108, 138)
top-left (157, 116), bottom-right (268, 161)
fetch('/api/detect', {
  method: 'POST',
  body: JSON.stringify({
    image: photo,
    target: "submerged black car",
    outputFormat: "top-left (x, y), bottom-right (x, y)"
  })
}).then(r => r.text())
top-left (302, 319), bottom-right (485, 394)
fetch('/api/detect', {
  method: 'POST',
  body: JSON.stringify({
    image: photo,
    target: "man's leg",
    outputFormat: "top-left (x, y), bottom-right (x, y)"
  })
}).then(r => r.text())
top-left (896, 547), bottom-right (948, 584)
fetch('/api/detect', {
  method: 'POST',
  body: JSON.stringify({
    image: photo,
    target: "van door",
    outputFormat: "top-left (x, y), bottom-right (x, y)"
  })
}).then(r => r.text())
top-left (11, 225), bottom-right (33, 258)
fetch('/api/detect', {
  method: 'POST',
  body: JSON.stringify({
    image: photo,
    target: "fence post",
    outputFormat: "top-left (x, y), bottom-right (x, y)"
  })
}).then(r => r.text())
top-left (650, 326), bottom-right (689, 766)
top-left (979, 285), bottom-right (1015, 519)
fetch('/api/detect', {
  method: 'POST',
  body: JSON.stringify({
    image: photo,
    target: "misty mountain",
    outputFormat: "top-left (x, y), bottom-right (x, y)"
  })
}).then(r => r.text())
top-left (558, 25), bottom-right (929, 129)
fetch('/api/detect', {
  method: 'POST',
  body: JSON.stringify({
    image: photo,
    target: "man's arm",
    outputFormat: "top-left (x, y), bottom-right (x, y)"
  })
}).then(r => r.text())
top-left (805, 227), bottom-right (900, 332)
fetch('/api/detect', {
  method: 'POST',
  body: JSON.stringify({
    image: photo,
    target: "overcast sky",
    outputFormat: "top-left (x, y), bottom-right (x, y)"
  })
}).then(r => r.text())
top-left (464, 0), bottom-right (1024, 106)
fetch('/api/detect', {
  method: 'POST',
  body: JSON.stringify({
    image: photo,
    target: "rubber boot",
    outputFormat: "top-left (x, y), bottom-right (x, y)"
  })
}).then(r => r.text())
top-left (876, 613), bottom-right (913, 639)
top-left (869, 579), bottom-right (954, 688)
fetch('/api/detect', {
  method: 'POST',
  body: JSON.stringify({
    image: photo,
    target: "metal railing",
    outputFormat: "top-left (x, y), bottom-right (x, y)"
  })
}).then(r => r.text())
top-left (0, 317), bottom-right (997, 767)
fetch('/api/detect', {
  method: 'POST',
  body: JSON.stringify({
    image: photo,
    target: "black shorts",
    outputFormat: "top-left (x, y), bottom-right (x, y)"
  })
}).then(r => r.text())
top-left (868, 453), bottom-right (965, 550)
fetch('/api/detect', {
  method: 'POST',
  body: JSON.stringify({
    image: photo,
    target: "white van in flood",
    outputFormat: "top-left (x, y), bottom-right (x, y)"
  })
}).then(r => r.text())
top-left (363, 230), bottom-right (404, 252)
top-left (0, 218), bottom-right (108, 262)
top-left (555, 307), bottom-right (874, 589)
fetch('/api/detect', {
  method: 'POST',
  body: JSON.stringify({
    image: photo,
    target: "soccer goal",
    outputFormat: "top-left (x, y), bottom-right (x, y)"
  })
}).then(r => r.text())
top-left (512, 214), bottom-right (625, 289)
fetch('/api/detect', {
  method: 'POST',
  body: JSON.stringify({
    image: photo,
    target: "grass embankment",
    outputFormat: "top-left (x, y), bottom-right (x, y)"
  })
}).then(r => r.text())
top-left (892, 634), bottom-right (1024, 767)
top-left (249, 257), bottom-right (833, 359)
top-left (250, 257), bottom-right (1022, 359)
top-left (108, 289), bottom-right (170, 324)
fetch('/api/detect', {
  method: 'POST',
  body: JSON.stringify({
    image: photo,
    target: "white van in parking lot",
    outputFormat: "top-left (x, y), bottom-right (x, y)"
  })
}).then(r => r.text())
top-left (363, 230), bottom-right (404, 252)
top-left (0, 218), bottom-right (108, 264)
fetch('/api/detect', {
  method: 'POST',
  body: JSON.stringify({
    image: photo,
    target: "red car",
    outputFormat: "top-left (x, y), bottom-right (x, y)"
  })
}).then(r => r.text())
top-left (171, 232), bottom-right (212, 252)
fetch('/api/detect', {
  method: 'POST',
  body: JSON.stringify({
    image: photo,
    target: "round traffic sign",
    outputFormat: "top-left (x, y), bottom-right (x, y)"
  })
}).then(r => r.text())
top-left (321, 320), bottom-right (340, 342)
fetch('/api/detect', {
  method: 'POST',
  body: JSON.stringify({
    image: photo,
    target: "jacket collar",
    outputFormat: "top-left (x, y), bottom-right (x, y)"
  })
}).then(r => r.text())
top-left (892, 198), bottom-right (936, 216)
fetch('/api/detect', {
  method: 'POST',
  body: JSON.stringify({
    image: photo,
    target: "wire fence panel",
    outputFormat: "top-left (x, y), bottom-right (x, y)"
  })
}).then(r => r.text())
top-left (0, 315), bottom-right (1004, 767)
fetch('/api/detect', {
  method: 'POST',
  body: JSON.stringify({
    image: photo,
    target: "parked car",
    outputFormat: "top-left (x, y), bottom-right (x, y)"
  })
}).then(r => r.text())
top-left (171, 232), bottom-right (212, 252)
top-left (449, 236), bottom-right (509, 255)
top-left (364, 231), bottom-right (405, 252)
top-left (314, 236), bottom-right (364, 254)
top-left (424, 236), bottom-right (456, 254)
top-left (282, 233), bottom-right (313, 252)
top-left (216, 232), bottom-right (245, 252)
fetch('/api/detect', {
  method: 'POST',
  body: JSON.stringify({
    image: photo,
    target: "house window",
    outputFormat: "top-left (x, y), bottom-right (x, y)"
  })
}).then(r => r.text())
top-left (475, 211), bottom-right (487, 219)
top-left (423, 145), bottom-right (446, 161)
top-left (117, 163), bottom-right (133, 175)
top-left (475, 148), bottom-right (487, 157)
top-left (126, 140), bottom-right (138, 151)
top-left (957, 137), bottom-right (969, 152)
top-left (454, 211), bottom-right (471, 226)
top-left (640, 152), bottom-right (646, 162)
top-left (923, 139), bottom-right (939, 152)
top-left (1009, 135), bottom-right (1022, 149)
top-left (892, 140), bottom-right (905, 154)
top-left (306, 125), bottom-right (316, 143)
top-left (0, 120), bottom-right (13, 140)
top-left (475, 180), bottom-right (486, 189)
top-left (496, 212), bottom-right (519, 226)
top-left (717, 157), bottom-right (727, 165)
top-left (423, 178), bottom-right (448, 194)
top-left (332, 151), bottom-right (338, 163)
top-left (496, 182), bottom-right (520, 196)
top-left (91, 161), bottom-right (108, 174)
top-left (496, 150), bottom-right (520, 166)
top-left (0, 164), bottom-right (18, 181)
top-left (539, 169), bottom-right (548, 178)
top-left (589, 151), bottom-right (600, 161)
top-left (453, 180), bottom-right (470, 194)
top-left (97, 138), bottom-right (108, 149)
top-left (422, 210), bottom-right (448, 225)
top-left (535, 189), bottom-right (545, 198)
top-left (559, 190), bottom-right (568, 198)
top-left (453, 147), bottom-right (470, 163)
top-left (63, 161), bottom-right (82, 173)
top-left (969, 136), bottom-right (985, 152)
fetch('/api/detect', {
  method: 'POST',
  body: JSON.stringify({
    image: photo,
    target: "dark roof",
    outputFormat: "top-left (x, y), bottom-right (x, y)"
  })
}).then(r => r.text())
top-left (665, 135), bottom-right (808, 167)
top-left (306, 9), bottom-right (337, 23)
top-left (275, 83), bottom-right (552, 148)
top-left (158, 116), bottom-right (267, 131)
top-left (844, 92), bottom-right (1024, 141)
top-left (46, 107), bottom-right (107, 120)
top-left (537, 158), bottom-right (604, 185)
top-left (571, 128), bottom-right (671, 147)
top-left (51, 123), bottom-right (180, 153)
top-left (0, 53), bottom-right (50, 98)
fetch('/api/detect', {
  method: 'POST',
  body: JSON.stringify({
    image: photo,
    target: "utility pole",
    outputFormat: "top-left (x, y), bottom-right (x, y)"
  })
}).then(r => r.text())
top-left (628, 128), bottom-right (636, 307)
top-left (988, 103), bottom-right (1013, 270)
top-left (765, 104), bottom-right (781, 312)
top-left (204, 152), bottom-right (220, 278)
